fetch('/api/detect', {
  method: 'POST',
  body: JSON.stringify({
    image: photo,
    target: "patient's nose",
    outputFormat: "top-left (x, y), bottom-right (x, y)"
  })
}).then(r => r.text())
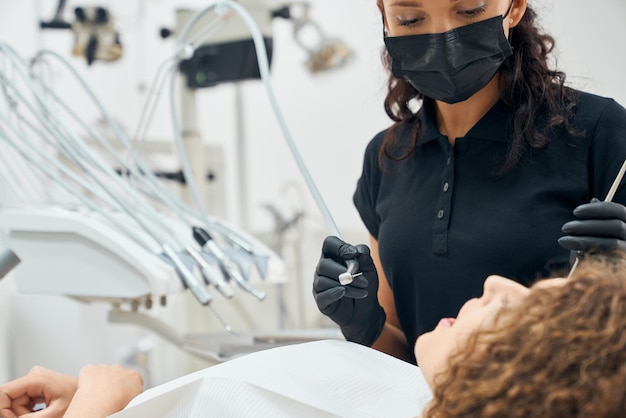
top-left (483, 275), bottom-right (530, 304)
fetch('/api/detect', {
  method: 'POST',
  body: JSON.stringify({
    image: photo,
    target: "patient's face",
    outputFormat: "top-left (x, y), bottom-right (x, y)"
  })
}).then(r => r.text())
top-left (415, 275), bottom-right (531, 387)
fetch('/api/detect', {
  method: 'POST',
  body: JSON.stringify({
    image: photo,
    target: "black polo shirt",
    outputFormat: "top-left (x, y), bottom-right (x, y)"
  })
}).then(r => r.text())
top-left (354, 90), bottom-right (626, 359)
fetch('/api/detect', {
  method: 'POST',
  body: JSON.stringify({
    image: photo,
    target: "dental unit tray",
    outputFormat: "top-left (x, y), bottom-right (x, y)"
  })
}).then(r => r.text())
top-left (0, 208), bottom-right (287, 303)
top-left (0, 208), bottom-right (342, 362)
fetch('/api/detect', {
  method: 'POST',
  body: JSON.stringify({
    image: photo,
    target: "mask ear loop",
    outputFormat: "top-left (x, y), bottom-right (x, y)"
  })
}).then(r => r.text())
top-left (504, 0), bottom-right (515, 20)
top-left (381, 13), bottom-right (388, 38)
top-left (504, 0), bottom-right (515, 47)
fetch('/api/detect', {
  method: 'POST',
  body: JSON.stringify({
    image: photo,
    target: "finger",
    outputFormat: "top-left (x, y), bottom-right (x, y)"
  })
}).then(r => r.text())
top-left (314, 274), bottom-right (368, 300)
top-left (573, 201), bottom-right (626, 221)
top-left (313, 258), bottom-right (367, 290)
top-left (558, 236), bottom-right (624, 252)
top-left (314, 275), bottom-right (368, 295)
top-left (13, 406), bottom-right (33, 416)
top-left (12, 395), bottom-right (46, 416)
top-left (0, 408), bottom-right (17, 418)
top-left (316, 258), bottom-right (349, 281)
top-left (355, 245), bottom-right (375, 271)
top-left (0, 391), bottom-right (12, 411)
top-left (346, 274), bottom-right (368, 289)
top-left (561, 219), bottom-right (626, 240)
top-left (16, 396), bottom-right (71, 418)
top-left (18, 406), bottom-right (65, 418)
top-left (314, 287), bottom-right (345, 311)
top-left (11, 394), bottom-right (35, 416)
top-left (343, 285), bottom-right (368, 299)
top-left (0, 376), bottom-right (38, 401)
top-left (321, 236), bottom-right (357, 260)
top-left (313, 277), bottom-right (368, 299)
top-left (314, 275), bottom-right (341, 293)
top-left (0, 367), bottom-right (57, 401)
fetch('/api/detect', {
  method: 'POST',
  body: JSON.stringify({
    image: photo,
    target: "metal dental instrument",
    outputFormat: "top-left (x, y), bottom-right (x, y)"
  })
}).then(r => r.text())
top-left (193, 226), bottom-right (267, 301)
top-left (604, 159), bottom-right (626, 202)
top-left (163, 244), bottom-right (212, 305)
top-left (567, 158), bottom-right (626, 278)
top-left (0, 248), bottom-right (20, 279)
top-left (186, 244), bottom-right (234, 299)
top-left (208, 304), bottom-right (237, 336)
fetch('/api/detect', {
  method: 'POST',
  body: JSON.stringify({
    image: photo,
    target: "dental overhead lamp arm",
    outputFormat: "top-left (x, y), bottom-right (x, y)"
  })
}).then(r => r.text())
top-left (273, 2), bottom-right (354, 73)
top-left (39, 1), bottom-right (122, 66)
top-left (40, 0), bottom-right (71, 29)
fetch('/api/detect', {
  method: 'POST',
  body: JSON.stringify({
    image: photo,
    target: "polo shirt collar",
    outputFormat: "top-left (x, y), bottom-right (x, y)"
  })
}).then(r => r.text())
top-left (417, 97), bottom-right (515, 145)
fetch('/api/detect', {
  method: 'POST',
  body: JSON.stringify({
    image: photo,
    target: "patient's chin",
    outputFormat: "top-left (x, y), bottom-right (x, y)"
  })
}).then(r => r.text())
top-left (414, 332), bottom-right (438, 389)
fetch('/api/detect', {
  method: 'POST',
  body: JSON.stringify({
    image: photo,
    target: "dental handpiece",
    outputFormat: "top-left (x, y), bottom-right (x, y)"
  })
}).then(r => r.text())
top-left (193, 227), bottom-right (266, 301)
top-left (568, 158), bottom-right (626, 278)
top-left (185, 245), bottom-right (234, 299)
top-left (163, 244), bottom-right (212, 305)
top-left (339, 259), bottom-right (359, 285)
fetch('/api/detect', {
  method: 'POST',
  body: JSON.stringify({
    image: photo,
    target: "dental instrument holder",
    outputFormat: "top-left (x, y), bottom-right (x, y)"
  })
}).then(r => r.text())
top-left (0, 248), bottom-right (20, 279)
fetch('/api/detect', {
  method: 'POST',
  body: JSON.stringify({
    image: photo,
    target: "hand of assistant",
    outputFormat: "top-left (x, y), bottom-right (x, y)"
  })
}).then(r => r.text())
top-left (558, 198), bottom-right (626, 252)
top-left (313, 236), bottom-right (386, 346)
top-left (0, 366), bottom-right (77, 418)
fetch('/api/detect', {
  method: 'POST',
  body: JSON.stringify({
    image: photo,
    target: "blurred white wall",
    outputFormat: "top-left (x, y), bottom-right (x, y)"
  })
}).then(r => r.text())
top-left (0, 0), bottom-right (625, 384)
top-left (536, 0), bottom-right (626, 105)
top-left (2, 0), bottom-right (622, 233)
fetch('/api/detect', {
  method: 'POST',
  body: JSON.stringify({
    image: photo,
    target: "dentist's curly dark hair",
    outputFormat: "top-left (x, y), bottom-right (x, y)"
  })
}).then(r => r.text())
top-left (377, 1), bottom-right (581, 174)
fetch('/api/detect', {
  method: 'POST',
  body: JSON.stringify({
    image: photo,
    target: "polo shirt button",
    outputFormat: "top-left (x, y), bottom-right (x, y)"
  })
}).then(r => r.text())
top-left (437, 209), bottom-right (444, 219)
top-left (443, 182), bottom-right (449, 192)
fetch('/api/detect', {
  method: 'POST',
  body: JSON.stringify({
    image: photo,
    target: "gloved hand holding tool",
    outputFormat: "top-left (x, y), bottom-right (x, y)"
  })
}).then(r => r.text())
top-left (559, 160), bottom-right (626, 274)
top-left (559, 198), bottom-right (626, 252)
top-left (313, 236), bottom-right (386, 346)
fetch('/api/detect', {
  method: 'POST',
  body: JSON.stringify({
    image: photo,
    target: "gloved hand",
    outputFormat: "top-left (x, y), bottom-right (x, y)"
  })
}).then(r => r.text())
top-left (558, 198), bottom-right (626, 253)
top-left (313, 236), bottom-right (386, 346)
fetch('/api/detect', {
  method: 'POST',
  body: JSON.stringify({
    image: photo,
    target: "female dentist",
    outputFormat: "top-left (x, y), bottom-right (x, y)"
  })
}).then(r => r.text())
top-left (313, 0), bottom-right (626, 363)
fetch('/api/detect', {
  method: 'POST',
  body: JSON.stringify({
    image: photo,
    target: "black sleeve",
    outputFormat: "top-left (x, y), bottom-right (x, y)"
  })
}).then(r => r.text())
top-left (353, 131), bottom-right (386, 239)
top-left (589, 98), bottom-right (626, 205)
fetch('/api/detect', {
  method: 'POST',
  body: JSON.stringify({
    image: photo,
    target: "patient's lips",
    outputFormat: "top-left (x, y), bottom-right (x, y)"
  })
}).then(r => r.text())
top-left (437, 318), bottom-right (456, 328)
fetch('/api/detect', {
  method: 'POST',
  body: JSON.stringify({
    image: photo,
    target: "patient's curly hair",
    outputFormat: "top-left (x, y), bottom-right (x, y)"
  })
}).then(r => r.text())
top-left (423, 256), bottom-right (626, 417)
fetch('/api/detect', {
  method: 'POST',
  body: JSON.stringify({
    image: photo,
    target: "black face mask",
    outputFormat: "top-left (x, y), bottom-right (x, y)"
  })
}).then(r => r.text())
top-left (384, 15), bottom-right (513, 104)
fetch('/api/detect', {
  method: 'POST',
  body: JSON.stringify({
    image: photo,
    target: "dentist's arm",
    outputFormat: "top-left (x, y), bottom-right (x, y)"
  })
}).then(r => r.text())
top-left (369, 236), bottom-right (413, 363)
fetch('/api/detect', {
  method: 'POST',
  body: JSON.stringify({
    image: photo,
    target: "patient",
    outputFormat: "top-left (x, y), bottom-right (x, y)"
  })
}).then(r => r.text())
top-left (419, 254), bottom-right (626, 417)
top-left (2, 254), bottom-right (626, 417)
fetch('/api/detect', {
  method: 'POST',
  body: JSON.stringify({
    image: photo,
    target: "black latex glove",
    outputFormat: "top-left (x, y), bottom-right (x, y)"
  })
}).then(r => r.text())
top-left (313, 236), bottom-right (386, 346)
top-left (558, 198), bottom-right (626, 253)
